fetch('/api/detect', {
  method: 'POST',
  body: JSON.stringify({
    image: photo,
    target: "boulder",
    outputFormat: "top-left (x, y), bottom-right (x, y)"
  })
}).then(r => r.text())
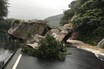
top-left (51, 29), bottom-right (65, 41)
top-left (62, 23), bottom-right (73, 34)
top-left (97, 39), bottom-right (104, 48)
top-left (50, 27), bottom-right (73, 42)
top-left (63, 23), bottom-right (73, 30)
top-left (61, 23), bottom-right (73, 42)
top-left (8, 20), bottom-right (51, 41)
top-left (27, 42), bottom-right (39, 49)
top-left (26, 34), bottom-right (44, 44)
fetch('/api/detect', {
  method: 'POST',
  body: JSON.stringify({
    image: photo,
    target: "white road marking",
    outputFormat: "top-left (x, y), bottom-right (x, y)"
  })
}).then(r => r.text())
top-left (12, 54), bottom-right (22, 69)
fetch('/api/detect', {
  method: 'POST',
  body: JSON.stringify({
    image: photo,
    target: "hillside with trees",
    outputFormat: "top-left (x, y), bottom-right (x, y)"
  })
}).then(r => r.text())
top-left (60, 0), bottom-right (104, 45)
top-left (0, 0), bottom-right (18, 50)
top-left (45, 14), bottom-right (63, 28)
top-left (0, 0), bottom-right (8, 41)
top-left (0, 0), bottom-right (8, 20)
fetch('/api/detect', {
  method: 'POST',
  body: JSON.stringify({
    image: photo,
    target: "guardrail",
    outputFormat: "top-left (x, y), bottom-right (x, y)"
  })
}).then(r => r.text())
top-left (1, 51), bottom-right (16, 69)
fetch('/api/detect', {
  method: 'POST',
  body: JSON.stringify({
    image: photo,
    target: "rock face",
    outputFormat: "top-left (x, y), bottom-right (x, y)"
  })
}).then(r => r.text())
top-left (51, 29), bottom-right (65, 41)
top-left (50, 23), bottom-right (73, 42)
top-left (97, 39), bottom-right (104, 48)
top-left (8, 20), bottom-right (51, 41)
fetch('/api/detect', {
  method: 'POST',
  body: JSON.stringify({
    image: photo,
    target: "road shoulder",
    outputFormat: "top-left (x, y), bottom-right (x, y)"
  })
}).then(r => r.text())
top-left (4, 48), bottom-right (22, 69)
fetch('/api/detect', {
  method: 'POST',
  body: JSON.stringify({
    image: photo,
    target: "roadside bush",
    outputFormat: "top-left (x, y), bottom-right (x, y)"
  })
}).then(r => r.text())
top-left (22, 46), bottom-right (38, 56)
top-left (38, 34), bottom-right (67, 60)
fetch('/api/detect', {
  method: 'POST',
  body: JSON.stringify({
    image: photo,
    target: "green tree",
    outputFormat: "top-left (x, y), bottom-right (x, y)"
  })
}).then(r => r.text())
top-left (60, 9), bottom-right (74, 26)
top-left (60, 0), bottom-right (104, 45)
top-left (0, 0), bottom-right (8, 20)
top-left (60, 1), bottom-right (76, 26)
top-left (72, 0), bottom-right (104, 44)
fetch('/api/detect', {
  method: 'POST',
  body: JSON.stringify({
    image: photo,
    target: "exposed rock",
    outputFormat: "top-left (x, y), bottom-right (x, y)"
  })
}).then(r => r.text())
top-left (61, 23), bottom-right (73, 42)
top-left (62, 30), bottom-right (73, 43)
top-left (63, 23), bottom-right (73, 30)
top-left (27, 34), bottom-right (44, 44)
top-left (50, 26), bottom-right (73, 42)
top-left (97, 39), bottom-right (104, 48)
top-left (51, 29), bottom-right (65, 41)
top-left (50, 23), bottom-right (73, 42)
top-left (27, 42), bottom-right (39, 49)
top-left (62, 23), bottom-right (78, 40)
top-left (8, 20), bottom-right (51, 49)
top-left (62, 23), bottom-right (73, 34)
top-left (8, 20), bottom-right (51, 41)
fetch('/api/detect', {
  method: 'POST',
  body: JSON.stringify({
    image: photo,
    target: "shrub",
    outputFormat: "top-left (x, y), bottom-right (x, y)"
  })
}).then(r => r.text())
top-left (38, 35), bottom-right (67, 60)
top-left (22, 34), bottom-right (67, 60)
top-left (22, 46), bottom-right (38, 56)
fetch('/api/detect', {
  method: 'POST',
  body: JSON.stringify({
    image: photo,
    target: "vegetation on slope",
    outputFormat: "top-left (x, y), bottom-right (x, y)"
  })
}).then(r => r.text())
top-left (0, 19), bottom-right (22, 50)
top-left (45, 14), bottom-right (63, 28)
top-left (0, 0), bottom-right (8, 20)
top-left (60, 0), bottom-right (104, 45)
top-left (0, 0), bottom-right (9, 41)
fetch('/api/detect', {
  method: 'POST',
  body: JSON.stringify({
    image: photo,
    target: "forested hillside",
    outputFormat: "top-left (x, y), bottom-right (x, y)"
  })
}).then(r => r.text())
top-left (45, 14), bottom-right (63, 28)
top-left (60, 0), bottom-right (104, 45)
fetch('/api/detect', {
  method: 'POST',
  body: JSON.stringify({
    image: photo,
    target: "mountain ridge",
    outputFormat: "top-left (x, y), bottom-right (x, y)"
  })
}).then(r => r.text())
top-left (44, 14), bottom-right (63, 28)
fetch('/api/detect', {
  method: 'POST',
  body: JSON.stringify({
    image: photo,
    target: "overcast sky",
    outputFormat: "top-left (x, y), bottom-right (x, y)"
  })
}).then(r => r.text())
top-left (8, 0), bottom-right (73, 20)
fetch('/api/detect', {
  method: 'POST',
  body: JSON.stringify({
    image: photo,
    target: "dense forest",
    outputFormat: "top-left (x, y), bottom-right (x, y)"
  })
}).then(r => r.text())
top-left (0, 0), bottom-right (9, 42)
top-left (0, 0), bottom-right (20, 50)
top-left (60, 0), bottom-right (104, 45)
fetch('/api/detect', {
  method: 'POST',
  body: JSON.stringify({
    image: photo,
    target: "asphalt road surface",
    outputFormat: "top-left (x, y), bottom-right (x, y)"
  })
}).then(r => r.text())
top-left (16, 47), bottom-right (104, 69)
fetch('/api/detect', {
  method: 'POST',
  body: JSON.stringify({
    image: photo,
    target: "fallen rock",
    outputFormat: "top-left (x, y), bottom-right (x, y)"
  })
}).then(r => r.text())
top-left (26, 34), bottom-right (44, 49)
top-left (8, 20), bottom-right (51, 41)
top-left (27, 42), bottom-right (39, 49)
top-left (63, 23), bottom-right (73, 30)
top-left (50, 23), bottom-right (73, 42)
top-left (62, 23), bottom-right (73, 34)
